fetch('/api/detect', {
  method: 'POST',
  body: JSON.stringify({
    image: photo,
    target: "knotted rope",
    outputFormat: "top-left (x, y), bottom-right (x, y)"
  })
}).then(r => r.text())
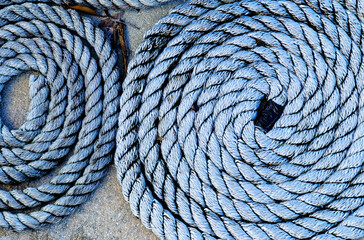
top-left (0, 2), bottom-right (120, 231)
top-left (115, 0), bottom-right (364, 239)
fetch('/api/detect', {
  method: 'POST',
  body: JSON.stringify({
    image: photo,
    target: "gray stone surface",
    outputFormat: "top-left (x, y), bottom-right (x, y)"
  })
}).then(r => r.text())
top-left (0, 1), bottom-right (183, 239)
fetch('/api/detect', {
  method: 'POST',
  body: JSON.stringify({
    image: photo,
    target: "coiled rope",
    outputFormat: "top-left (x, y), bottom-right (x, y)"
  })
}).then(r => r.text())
top-left (0, 0), bottom-right (178, 10)
top-left (52, 0), bottom-right (176, 9)
top-left (115, 0), bottom-right (364, 239)
top-left (0, 2), bottom-right (120, 231)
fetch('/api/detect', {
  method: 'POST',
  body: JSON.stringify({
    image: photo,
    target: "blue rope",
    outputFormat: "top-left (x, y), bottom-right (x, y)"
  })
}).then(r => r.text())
top-left (0, 2), bottom-right (120, 231)
top-left (115, 0), bottom-right (364, 239)
top-left (53, 0), bottom-right (177, 9)
top-left (0, 0), bottom-right (179, 10)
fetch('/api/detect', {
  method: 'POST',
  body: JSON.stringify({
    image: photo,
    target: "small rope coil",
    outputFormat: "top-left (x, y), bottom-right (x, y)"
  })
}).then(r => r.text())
top-left (0, 2), bottom-right (120, 231)
top-left (115, 0), bottom-right (364, 239)
top-left (52, 0), bottom-right (176, 9)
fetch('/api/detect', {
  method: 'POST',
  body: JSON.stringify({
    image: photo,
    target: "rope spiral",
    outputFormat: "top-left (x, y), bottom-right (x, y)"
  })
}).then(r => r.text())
top-left (0, 2), bottom-right (120, 231)
top-left (51, 0), bottom-right (177, 9)
top-left (0, 0), bottom-right (178, 10)
top-left (115, 0), bottom-right (364, 239)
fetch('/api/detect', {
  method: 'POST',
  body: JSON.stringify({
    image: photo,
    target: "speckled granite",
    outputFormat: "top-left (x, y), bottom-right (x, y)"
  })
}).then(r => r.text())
top-left (0, 1), bottom-right (182, 239)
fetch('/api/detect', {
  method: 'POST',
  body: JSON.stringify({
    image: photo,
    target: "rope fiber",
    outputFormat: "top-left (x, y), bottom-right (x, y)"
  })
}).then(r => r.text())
top-left (115, 0), bottom-right (364, 239)
top-left (52, 0), bottom-right (176, 9)
top-left (0, 0), bottom-right (178, 10)
top-left (0, 2), bottom-right (120, 231)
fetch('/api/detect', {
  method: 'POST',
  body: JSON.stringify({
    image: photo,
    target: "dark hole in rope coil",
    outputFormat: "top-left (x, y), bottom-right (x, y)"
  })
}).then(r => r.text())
top-left (254, 97), bottom-right (284, 132)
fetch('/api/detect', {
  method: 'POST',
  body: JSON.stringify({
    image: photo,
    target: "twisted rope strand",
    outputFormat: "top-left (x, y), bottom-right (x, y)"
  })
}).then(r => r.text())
top-left (53, 0), bottom-right (177, 9)
top-left (115, 0), bottom-right (364, 239)
top-left (0, 2), bottom-right (120, 231)
top-left (0, 0), bottom-right (180, 10)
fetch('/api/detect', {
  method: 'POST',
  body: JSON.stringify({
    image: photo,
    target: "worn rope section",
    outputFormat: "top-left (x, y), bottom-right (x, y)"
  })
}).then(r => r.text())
top-left (115, 0), bottom-right (364, 239)
top-left (0, 2), bottom-right (120, 231)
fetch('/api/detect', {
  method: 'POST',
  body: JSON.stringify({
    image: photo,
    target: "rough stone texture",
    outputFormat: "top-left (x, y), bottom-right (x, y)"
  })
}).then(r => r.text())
top-left (0, 1), bottom-right (182, 239)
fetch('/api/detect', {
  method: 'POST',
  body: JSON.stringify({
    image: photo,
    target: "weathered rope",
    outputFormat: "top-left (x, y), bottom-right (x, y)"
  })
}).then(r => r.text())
top-left (52, 0), bottom-right (176, 9)
top-left (0, 2), bottom-right (120, 231)
top-left (0, 0), bottom-right (179, 10)
top-left (115, 0), bottom-right (364, 239)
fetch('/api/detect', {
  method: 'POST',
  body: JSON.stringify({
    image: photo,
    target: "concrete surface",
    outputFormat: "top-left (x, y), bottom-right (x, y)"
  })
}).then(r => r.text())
top-left (0, 1), bottom-right (183, 239)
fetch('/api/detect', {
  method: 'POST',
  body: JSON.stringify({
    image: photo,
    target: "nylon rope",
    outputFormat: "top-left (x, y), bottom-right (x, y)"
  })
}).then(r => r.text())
top-left (0, 1), bottom-right (120, 231)
top-left (115, 0), bottom-right (364, 239)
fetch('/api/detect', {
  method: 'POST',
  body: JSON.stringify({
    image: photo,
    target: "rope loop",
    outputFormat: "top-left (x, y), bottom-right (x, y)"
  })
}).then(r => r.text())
top-left (0, 0), bottom-right (178, 10)
top-left (55, 0), bottom-right (175, 9)
top-left (0, 2), bottom-right (120, 231)
top-left (59, 0), bottom-right (177, 9)
top-left (115, 0), bottom-right (364, 239)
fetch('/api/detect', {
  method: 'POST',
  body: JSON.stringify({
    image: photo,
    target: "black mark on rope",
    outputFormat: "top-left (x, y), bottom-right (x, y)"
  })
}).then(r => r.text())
top-left (192, 102), bottom-right (199, 112)
top-left (255, 39), bottom-right (265, 46)
top-left (254, 97), bottom-right (284, 132)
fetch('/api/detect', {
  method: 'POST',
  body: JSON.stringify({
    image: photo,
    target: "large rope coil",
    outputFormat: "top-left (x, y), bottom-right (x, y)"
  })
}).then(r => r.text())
top-left (0, 2), bottom-right (120, 231)
top-left (115, 0), bottom-right (364, 239)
